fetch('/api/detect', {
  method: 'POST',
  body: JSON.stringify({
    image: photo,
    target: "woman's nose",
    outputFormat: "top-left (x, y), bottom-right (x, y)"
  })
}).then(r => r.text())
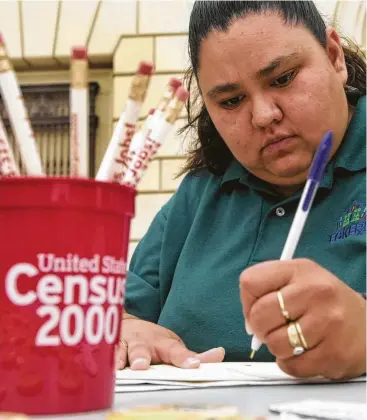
top-left (251, 96), bottom-right (283, 128)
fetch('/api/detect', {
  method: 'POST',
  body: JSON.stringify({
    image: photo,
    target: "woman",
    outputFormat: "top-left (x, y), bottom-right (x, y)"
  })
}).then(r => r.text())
top-left (117, 1), bottom-right (366, 379)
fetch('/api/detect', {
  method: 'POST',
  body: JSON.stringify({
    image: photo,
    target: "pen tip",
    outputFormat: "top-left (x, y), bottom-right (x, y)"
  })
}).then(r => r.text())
top-left (250, 350), bottom-right (255, 360)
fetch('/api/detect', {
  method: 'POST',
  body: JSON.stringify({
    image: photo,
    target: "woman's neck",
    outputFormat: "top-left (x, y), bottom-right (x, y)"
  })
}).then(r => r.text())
top-left (274, 183), bottom-right (303, 197)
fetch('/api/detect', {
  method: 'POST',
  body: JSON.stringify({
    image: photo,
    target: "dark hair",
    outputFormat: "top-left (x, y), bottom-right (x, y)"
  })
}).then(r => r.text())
top-left (179, 1), bottom-right (366, 177)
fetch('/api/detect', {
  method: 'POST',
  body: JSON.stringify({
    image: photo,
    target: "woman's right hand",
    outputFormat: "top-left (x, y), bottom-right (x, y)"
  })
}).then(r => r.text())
top-left (115, 316), bottom-right (225, 370)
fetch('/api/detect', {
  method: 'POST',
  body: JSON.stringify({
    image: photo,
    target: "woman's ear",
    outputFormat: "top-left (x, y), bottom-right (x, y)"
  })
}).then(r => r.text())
top-left (325, 27), bottom-right (348, 85)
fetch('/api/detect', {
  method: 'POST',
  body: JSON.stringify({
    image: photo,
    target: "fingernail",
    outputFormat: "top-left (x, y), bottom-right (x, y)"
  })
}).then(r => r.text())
top-left (245, 321), bottom-right (253, 335)
top-left (183, 357), bottom-right (200, 369)
top-left (201, 347), bottom-right (225, 356)
top-left (217, 346), bottom-right (225, 356)
top-left (118, 359), bottom-right (124, 370)
top-left (131, 358), bottom-right (149, 370)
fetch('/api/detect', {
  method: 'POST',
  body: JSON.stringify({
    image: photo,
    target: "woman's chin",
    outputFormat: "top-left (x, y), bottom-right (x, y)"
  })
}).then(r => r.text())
top-left (263, 165), bottom-right (310, 187)
top-left (266, 158), bottom-right (311, 182)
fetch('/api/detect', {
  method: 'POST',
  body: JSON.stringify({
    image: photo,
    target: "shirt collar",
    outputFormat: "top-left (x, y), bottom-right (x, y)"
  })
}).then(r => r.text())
top-left (220, 159), bottom-right (245, 187)
top-left (221, 95), bottom-right (366, 193)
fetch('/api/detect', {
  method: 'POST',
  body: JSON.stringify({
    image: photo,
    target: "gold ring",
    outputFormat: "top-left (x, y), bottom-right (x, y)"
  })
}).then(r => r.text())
top-left (119, 339), bottom-right (128, 349)
top-left (287, 322), bottom-right (302, 348)
top-left (295, 322), bottom-right (308, 349)
top-left (277, 290), bottom-right (291, 321)
top-left (287, 322), bottom-right (306, 356)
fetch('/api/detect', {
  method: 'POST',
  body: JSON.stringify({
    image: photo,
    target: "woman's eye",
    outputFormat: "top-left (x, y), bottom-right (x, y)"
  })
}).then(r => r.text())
top-left (219, 96), bottom-right (244, 109)
top-left (272, 70), bottom-right (298, 87)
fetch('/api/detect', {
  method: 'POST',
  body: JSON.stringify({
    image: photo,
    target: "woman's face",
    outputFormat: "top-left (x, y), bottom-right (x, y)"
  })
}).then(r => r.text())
top-left (197, 13), bottom-right (349, 191)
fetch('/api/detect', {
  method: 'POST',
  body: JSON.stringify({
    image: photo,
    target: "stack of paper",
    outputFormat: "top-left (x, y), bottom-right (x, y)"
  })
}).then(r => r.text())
top-left (115, 362), bottom-right (365, 393)
top-left (269, 400), bottom-right (367, 420)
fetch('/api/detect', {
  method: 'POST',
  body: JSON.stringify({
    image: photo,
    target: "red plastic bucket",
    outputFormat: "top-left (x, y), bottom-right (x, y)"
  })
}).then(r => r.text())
top-left (0, 177), bottom-right (135, 415)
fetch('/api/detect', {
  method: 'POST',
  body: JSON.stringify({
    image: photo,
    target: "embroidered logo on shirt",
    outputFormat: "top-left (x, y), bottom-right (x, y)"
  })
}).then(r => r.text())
top-left (329, 200), bottom-right (366, 243)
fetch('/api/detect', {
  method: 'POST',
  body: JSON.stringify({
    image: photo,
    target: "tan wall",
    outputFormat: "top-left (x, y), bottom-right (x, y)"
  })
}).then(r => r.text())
top-left (0, 0), bottom-right (365, 262)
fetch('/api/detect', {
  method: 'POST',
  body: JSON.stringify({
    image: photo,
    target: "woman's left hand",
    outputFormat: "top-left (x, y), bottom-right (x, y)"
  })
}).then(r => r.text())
top-left (240, 258), bottom-right (366, 379)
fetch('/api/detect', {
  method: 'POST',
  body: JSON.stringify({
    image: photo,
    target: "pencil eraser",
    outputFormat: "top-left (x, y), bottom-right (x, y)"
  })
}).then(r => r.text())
top-left (169, 78), bottom-right (182, 91)
top-left (72, 46), bottom-right (88, 60)
top-left (148, 108), bottom-right (155, 115)
top-left (175, 87), bottom-right (190, 103)
top-left (137, 61), bottom-right (154, 76)
top-left (0, 33), bottom-right (4, 45)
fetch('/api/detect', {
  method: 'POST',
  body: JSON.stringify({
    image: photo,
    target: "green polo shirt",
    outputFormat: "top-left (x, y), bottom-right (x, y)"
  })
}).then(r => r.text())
top-left (126, 96), bottom-right (366, 362)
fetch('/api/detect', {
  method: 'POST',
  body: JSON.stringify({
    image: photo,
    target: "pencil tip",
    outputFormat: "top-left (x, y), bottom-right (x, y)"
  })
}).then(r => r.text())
top-left (250, 350), bottom-right (255, 360)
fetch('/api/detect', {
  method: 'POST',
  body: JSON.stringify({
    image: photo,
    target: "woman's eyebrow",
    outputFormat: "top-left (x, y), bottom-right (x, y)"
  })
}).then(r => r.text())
top-left (207, 82), bottom-right (242, 100)
top-left (256, 52), bottom-right (300, 78)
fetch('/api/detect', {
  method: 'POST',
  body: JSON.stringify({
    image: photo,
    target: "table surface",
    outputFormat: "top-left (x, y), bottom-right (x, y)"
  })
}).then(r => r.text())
top-left (31, 381), bottom-right (366, 419)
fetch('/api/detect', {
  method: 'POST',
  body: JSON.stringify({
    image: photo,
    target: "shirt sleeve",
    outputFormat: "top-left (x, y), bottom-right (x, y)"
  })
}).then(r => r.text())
top-left (124, 171), bottom-right (211, 323)
top-left (124, 203), bottom-right (168, 323)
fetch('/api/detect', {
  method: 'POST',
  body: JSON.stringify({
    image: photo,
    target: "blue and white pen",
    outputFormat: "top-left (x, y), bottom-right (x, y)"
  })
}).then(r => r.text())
top-left (249, 130), bottom-right (333, 359)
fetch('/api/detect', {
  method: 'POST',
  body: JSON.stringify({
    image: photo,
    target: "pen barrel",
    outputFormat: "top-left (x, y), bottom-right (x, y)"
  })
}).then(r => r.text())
top-left (0, 72), bottom-right (43, 175)
top-left (70, 88), bottom-right (89, 177)
top-left (0, 43), bottom-right (11, 73)
top-left (70, 52), bottom-right (89, 177)
top-left (95, 99), bottom-right (141, 182)
top-left (0, 115), bottom-right (19, 177)
top-left (71, 59), bottom-right (88, 89)
top-left (280, 179), bottom-right (318, 260)
top-left (121, 118), bottom-right (171, 188)
top-left (129, 73), bottom-right (151, 103)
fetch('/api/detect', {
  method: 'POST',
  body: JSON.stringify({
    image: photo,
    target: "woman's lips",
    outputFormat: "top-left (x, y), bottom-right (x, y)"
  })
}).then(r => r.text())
top-left (262, 136), bottom-right (297, 154)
